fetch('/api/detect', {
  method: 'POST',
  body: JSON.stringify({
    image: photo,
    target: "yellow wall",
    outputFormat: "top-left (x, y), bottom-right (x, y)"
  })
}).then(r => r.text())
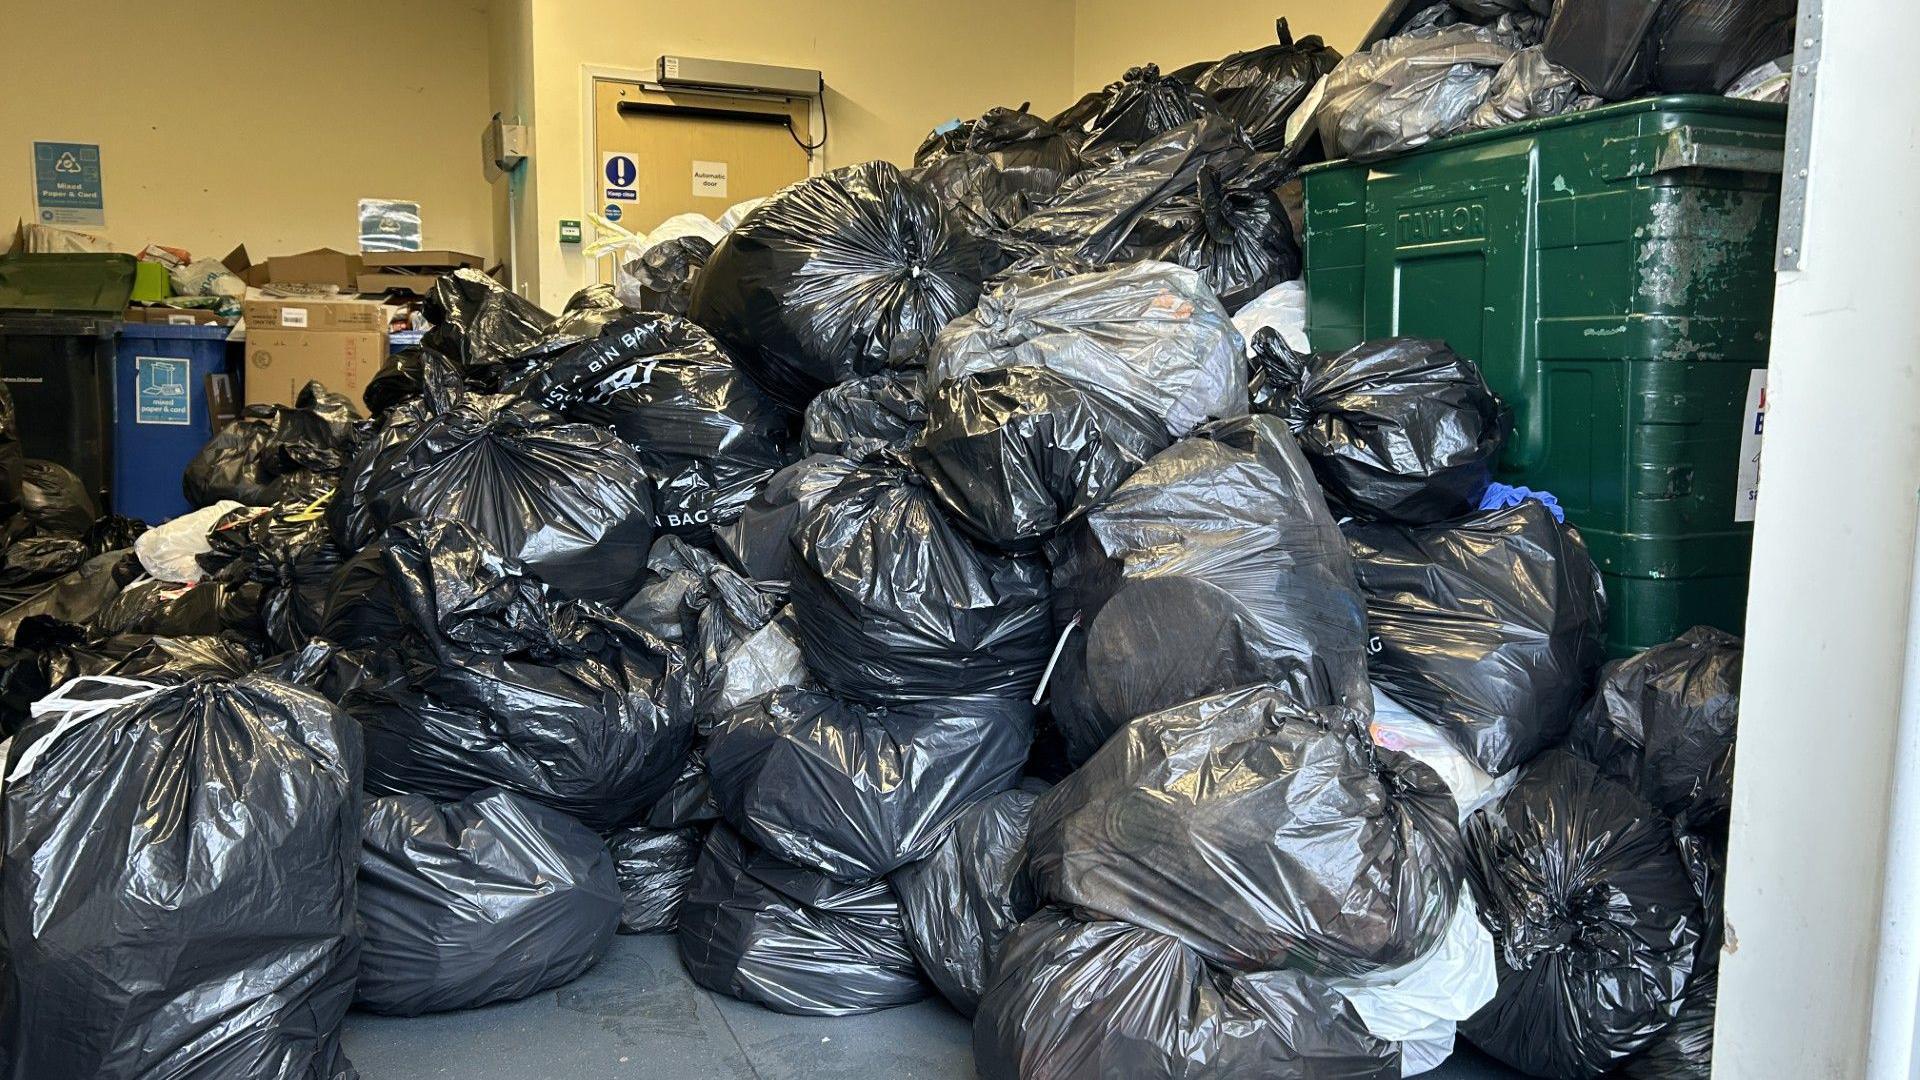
top-left (0, 0), bottom-right (495, 263)
top-left (1071, 0), bottom-right (1376, 95)
top-left (517, 0), bottom-right (1078, 309)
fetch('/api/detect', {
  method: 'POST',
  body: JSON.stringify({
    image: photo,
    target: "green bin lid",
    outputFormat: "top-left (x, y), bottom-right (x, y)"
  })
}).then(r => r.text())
top-left (0, 253), bottom-right (138, 315)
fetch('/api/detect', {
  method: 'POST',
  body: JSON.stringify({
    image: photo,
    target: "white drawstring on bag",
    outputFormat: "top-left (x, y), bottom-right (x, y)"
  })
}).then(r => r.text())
top-left (9, 677), bottom-right (170, 783)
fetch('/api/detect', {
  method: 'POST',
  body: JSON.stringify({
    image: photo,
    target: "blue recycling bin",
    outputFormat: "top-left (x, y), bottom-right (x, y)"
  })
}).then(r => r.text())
top-left (114, 323), bottom-right (234, 523)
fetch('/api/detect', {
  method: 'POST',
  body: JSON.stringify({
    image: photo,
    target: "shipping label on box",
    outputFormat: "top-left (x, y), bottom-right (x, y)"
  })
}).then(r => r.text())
top-left (241, 297), bottom-right (385, 333)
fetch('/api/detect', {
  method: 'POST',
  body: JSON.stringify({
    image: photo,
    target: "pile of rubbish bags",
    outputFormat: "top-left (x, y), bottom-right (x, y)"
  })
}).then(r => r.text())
top-left (0, 6), bottom-right (1768, 1073)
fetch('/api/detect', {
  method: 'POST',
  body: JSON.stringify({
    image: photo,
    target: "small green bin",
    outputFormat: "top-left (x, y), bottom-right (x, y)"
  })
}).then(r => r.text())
top-left (1302, 95), bottom-right (1786, 656)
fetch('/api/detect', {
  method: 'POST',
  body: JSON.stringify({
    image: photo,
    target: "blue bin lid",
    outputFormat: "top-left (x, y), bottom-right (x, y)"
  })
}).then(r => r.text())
top-left (119, 321), bottom-right (232, 341)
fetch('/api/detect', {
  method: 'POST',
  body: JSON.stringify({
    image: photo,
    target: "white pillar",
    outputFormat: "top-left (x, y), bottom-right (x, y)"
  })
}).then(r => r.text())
top-left (1715, 0), bottom-right (1920, 1076)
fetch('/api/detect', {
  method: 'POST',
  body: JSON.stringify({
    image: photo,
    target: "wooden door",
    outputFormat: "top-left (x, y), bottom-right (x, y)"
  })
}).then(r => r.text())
top-left (591, 78), bottom-right (813, 281)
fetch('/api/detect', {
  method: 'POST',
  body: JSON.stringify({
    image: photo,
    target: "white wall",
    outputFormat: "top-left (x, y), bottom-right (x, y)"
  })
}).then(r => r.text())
top-left (1716, 0), bottom-right (1920, 1074)
top-left (1071, 0), bottom-right (1376, 95)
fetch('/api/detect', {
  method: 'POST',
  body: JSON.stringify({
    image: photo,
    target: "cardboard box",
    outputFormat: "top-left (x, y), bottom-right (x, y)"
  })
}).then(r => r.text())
top-left (223, 245), bottom-right (364, 290)
top-left (356, 271), bottom-right (441, 295)
top-left (360, 249), bottom-right (484, 271)
top-left (123, 306), bottom-right (231, 326)
top-left (245, 329), bottom-right (384, 408)
top-left (242, 295), bottom-right (385, 333)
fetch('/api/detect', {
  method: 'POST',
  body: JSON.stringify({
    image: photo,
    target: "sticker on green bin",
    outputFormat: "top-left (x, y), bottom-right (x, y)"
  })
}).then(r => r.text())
top-left (135, 356), bottom-right (191, 426)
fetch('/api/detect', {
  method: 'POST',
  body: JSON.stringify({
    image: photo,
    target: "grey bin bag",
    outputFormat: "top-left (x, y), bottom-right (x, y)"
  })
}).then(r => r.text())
top-left (1, 673), bottom-right (362, 1080)
top-left (355, 789), bottom-right (622, 1015)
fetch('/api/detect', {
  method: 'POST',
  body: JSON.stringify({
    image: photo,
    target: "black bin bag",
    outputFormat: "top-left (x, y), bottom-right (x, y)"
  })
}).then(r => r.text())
top-left (910, 106), bottom-right (1078, 236)
top-left (1047, 415), bottom-right (1371, 765)
top-left (678, 825), bottom-right (929, 1016)
top-left (1257, 333), bottom-right (1506, 524)
top-left (1026, 685), bottom-right (1462, 977)
top-left (1347, 499), bottom-right (1609, 775)
top-left (713, 454), bottom-right (860, 584)
top-left (342, 519), bottom-right (693, 832)
top-left (0, 673), bottom-right (361, 1080)
top-left (622, 234), bottom-right (713, 316)
top-left (198, 502), bottom-right (348, 652)
top-left (788, 457), bottom-right (1051, 703)
top-left (890, 783), bottom-right (1045, 1016)
top-left (183, 381), bottom-right (363, 508)
top-left (974, 909), bottom-right (1401, 1080)
top-left (1569, 625), bottom-right (1742, 834)
top-left (1066, 64), bottom-right (1223, 167)
top-left (609, 824), bottom-right (703, 934)
top-left (1461, 751), bottom-right (1703, 1079)
top-left (1008, 118), bottom-right (1298, 310)
top-left (1190, 19), bottom-right (1345, 151)
top-left (705, 685), bottom-right (1033, 881)
top-left (422, 269), bottom-right (625, 390)
top-left (801, 372), bottom-right (927, 461)
top-left (517, 311), bottom-right (796, 545)
top-left (0, 617), bottom-right (255, 735)
top-left (1544, 0), bottom-right (1793, 98)
top-left (332, 362), bottom-right (655, 606)
top-left (1312, 20), bottom-right (1523, 160)
top-left (687, 160), bottom-right (1002, 411)
top-left (914, 261), bottom-right (1247, 549)
top-left (356, 789), bottom-right (623, 1016)
top-left (18, 458), bottom-right (99, 534)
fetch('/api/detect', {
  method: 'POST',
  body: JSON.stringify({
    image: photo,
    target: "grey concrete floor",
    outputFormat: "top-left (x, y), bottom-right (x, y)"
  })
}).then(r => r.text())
top-left (341, 933), bottom-right (1525, 1079)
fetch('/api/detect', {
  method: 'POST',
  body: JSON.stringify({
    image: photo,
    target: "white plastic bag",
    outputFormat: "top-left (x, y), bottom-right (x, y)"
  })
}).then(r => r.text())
top-left (643, 212), bottom-right (726, 249)
top-left (719, 197), bottom-right (769, 232)
top-left (169, 258), bottom-right (246, 300)
top-left (1326, 896), bottom-right (1498, 1076)
top-left (1370, 686), bottom-right (1516, 822)
top-left (1233, 280), bottom-right (1309, 355)
top-left (134, 501), bottom-right (246, 583)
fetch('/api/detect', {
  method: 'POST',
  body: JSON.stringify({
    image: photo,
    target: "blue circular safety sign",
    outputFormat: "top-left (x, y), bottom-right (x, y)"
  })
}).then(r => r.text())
top-left (604, 154), bottom-right (637, 187)
top-left (605, 203), bottom-right (623, 222)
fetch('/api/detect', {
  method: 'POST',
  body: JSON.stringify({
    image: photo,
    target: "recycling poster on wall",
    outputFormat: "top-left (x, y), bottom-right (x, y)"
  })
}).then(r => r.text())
top-left (32, 141), bottom-right (104, 227)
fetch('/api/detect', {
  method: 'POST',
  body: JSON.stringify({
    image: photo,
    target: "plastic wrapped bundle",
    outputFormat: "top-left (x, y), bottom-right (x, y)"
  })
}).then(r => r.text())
top-left (802, 373), bottom-right (927, 460)
top-left (713, 454), bottom-right (861, 584)
top-left (0, 674), bottom-right (360, 1080)
top-left (1047, 415), bottom-right (1370, 764)
top-left (788, 458), bottom-right (1051, 703)
top-left (928, 262), bottom-right (1247, 441)
top-left (1461, 751), bottom-right (1703, 1079)
top-left (1465, 46), bottom-right (1596, 131)
top-left (1313, 21), bottom-right (1523, 160)
top-left (518, 311), bottom-right (795, 545)
top-left (1347, 500), bottom-right (1609, 775)
top-left (688, 160), bottom-right (1001, 411)
top-left (182, 381), bottom-right (362, 508)
top-left (1008, 119), bottom-right (1298, 309)
top-left (332, 366), bottom-right (655, 606)
top-left (915, 365), bottom-right (1170, 550)
top-left (706, 685), bottom-right (1033, 880)
top-left (355, 790), bottom-right (623, 1015)
top-left (912, 106), bottom-right (1079, 235)
top-left (343, 519), bottom-right (693, 832)
top-left (1260, 335), bottom-right (1505, 524)
top-left (1570, 625), bottom-right (1742, 833)
top-left (974, 910), bottom-right (1401, 1080)
top-left (1192, 19), bottom-right (1345, 150)
top-left (678, 825), bottom-right (928, 1016)
top-left (890, 784), bottom-right (1045, 1015)
top-left (1066, 64), bottom-right (1223, 167)
top-left (609, 824), bottom-right (703, 934)
top-left (1028, 685), bottom-right (1461, 977)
